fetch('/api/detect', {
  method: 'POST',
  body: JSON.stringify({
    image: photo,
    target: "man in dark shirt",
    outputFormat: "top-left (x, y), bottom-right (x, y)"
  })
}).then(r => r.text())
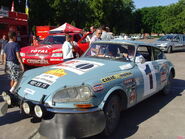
top-left (4, 32), bottom-right (24, 93)
top-left (0, 34), bottom-right (8, 64)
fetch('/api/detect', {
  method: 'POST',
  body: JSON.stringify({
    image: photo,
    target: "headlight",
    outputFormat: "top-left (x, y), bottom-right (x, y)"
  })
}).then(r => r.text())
top-left (51, 53), bottom-right (63, 57)
top-left (2, 92), bottom-right (11, 105)
top-left (34, 105), bottom-right (43, 118)
top-left (53, 86), bottom-right (92, 103)
top-left (20, 52), bottom-right (25, 57)
top-left (22, 102), bottom-right (31, 114)
top-left (160, 43), bottom-right (168, 47)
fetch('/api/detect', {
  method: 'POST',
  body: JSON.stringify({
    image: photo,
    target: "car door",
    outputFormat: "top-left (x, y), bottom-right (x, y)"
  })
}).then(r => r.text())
top-left (172, 35), bottom-right (183, 51)
top-left (182, 35), bottom-right (185, 50)
top-left (77, 33), bottom-right (92, 55)
top-left (152, 47), bottom-right (169, 90)
top-left (135, 45), bottom-right (158, 101)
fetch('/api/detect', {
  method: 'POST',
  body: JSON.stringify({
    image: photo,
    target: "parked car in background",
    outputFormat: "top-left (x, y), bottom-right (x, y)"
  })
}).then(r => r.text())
top-left (20, 32), bottom-right (91, 67)
top-left (153, 34), bottom-right (185, 53)
top-left (2, 39), bottom-right (175, 138)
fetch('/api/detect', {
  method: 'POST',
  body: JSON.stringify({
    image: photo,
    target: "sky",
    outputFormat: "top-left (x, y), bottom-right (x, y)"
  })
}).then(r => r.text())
top-left (133, 0), bottom-right (179, 9)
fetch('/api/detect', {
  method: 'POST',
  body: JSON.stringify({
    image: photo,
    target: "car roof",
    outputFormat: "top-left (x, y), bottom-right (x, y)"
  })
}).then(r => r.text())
top-left (48, 32), bottom-right (81, 36)
top-left (92, 39), bottom-right (155, 48)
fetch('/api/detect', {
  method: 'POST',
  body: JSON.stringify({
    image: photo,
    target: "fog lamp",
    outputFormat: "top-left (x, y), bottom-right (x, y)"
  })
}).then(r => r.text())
top-left (34, 105), bottom-right (43, 118)
top-left (22, 102), bottom-right (31, 114)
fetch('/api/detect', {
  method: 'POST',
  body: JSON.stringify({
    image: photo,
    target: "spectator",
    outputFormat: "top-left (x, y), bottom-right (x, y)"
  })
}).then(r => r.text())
top-left (32, 35), bottom-right (39, 46)
top-left (100, 25), bottom-right (112, 40)
top-left (62, 35), bottom-right (75, 62)
top-left (0, 34), bottom-right (8, 64)
top-left (90, 26), bottom-right (96, 37)
top-left (90, 28), bottom-right (102, 44)
top-left (3, 32), bottom-right (24, 93)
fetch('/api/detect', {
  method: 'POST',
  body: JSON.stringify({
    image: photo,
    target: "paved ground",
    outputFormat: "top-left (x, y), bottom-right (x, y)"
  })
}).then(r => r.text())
top-left (0, 40), bottom-right (185, 139)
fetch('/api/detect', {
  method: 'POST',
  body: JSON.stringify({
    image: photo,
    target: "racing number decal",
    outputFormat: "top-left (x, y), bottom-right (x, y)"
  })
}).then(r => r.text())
top-left (144, 65), bottom-right (153, 89)
top-left (138, 63), bottom-right (157, 96)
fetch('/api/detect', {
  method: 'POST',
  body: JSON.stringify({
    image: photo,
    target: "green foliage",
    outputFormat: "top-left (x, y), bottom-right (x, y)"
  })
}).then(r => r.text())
top-left (1, 0), bottom-right (185, 34)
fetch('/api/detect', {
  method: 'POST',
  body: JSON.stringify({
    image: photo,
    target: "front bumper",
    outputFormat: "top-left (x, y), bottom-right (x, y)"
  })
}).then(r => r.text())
top-left (3, 93), bottom-right (106, 138)
top-left (39, 111), bottom-right (106, 139)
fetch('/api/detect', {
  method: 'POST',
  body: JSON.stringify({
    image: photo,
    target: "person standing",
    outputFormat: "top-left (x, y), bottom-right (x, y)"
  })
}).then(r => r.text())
top-left (3, 32), bottom-right (24, 93)
top-left (90, 28), bottom-right (102, 44)
top-left (0, 34), bottom-right (8, 64)
top-left (62, 35), bottom-right (75, 62)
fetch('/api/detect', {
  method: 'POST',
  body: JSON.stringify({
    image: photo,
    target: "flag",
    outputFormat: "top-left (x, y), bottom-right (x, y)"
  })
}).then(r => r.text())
top-left (11, 0), bottom-right (15, 12)
top-left (25, 0), bottom-right (29, 15)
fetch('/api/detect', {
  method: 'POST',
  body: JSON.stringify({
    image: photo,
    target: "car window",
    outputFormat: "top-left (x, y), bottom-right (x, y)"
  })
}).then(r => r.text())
top-left (73, 34), bottom-right (82, 42)
top-left (183, 35), bottom-right (185, 42)
top-left (40, 35), bottom-right (65, 44)
top-left (137, 45), bottom-right (152, 61)
top-left (81, 34), bottom-right (91, 43)
top-left (174, 35), bottom-right (180, 41)
top-left (83, 43), bottom-right (136, 62)
top-left (153, 47), bottom-right (165, 60)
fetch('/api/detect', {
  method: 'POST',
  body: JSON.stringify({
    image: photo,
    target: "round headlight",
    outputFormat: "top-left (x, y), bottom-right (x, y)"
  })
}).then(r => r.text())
top-left (34, 105), bottom-right (43, 118)
top-left (2, 92), bottom-right (11, 105)
top-left (22, 102), bottom-right (30, 114)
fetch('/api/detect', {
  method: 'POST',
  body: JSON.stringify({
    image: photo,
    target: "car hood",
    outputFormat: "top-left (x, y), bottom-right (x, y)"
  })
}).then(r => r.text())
top-left (21, 44), bottom-right (62, 54)
top-left (17, 58), bottom-right (134, 102)
top-left (153, 40), bottom-right (170, 45)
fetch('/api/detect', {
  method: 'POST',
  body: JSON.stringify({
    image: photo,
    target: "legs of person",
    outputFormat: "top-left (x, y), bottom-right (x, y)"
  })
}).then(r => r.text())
top-left (7, 61), bottom-right (22, 93)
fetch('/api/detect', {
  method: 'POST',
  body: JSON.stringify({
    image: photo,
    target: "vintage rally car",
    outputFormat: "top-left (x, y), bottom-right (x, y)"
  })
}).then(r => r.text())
top-left (1, 39), bottom-right (175, 138)
top-left (153, 34), bottom-right (185, 53)
top-left (20, 32), bottom-right (91, 67)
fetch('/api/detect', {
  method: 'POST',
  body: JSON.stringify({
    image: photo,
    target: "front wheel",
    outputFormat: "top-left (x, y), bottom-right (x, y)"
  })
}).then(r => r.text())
top-left (167, 46), bottom-right (172, 53)
top-left (102, 95), bottom-right (121, 136)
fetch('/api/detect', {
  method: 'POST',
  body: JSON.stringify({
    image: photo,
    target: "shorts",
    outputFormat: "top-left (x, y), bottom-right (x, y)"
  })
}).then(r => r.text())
top-left (6, 61), bottom-right (22, 81)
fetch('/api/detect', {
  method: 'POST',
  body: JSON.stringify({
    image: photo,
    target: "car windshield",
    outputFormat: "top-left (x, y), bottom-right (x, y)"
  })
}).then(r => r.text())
top-left (83, 43), bottom-right (136, 62)
top-left (40, 35), bottom-right (66, 45)
top-left (158, 35), bottom-right (174, 41)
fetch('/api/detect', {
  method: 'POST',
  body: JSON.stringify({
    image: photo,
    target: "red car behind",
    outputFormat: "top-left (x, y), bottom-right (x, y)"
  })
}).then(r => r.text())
top-left (20, 32), bottom-right (91, 66)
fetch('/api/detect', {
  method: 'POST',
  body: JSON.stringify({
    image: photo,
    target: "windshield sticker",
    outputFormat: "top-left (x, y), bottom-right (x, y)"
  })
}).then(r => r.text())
top-left (24, 88), bottom-right (35, 95)
top-left (101, 72), bottom-right (133, 83)
top-left (52, 60), bottom-right (104, 75)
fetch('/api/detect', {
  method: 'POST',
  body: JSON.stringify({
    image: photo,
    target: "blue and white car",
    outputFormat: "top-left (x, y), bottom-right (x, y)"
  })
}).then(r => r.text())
top-left (1, 40), bottom-right (175, 139)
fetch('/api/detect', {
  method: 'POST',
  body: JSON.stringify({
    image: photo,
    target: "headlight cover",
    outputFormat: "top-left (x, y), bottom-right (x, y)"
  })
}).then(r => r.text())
top-left (160, 43), bottom-right (168, 47)
top-left (52, 86), bottom-right (92, 103)
top-left (51, 53), bottom-right (63, 57)
top-left (20, 52), bottom-right (25, 57)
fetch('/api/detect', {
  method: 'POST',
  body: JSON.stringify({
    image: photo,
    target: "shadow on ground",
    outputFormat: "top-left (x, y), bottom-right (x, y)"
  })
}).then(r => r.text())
top-left (84, 78), bottom-right (185, 139)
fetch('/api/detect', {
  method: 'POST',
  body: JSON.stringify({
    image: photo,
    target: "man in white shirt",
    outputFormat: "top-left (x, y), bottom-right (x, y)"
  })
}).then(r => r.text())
top-left (62, 35), bottom-right (74, 62)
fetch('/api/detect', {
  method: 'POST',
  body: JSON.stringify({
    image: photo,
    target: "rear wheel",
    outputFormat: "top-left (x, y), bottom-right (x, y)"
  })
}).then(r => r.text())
top-left (103, 95), bottom-right (121, 136)
top-left (161, 72), bottom-right (173, 95)
top-left (167, 46), bottom-right (172, 53)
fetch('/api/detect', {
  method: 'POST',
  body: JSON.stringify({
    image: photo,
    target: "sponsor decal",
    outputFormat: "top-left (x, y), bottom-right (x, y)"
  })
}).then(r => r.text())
top-left (119, 64), bottom-right (133, 70)
top-left (92, 83), bottom-right (104, 92)
top-left (27, 59), bottom-right (49, 64)
top-left (124, 78), bottom-right (136, 87)
top-left (52, 60), bottom-right (104, 75)
top-left (161, 72), bottom-right (167, 82)
top-left (28, 80), bottom-right (50, 89)
top-left (30, 50), bottom-right (48, 53)
top-left (101, 72), bottom-right (133, 83)
top-left (24, 88), bottom-right (35, 95)
top-left (129, 89), bottom-right (136, 104)
top-left (28, 69), bottom-right (66, 89)
top-left (45, 69), bottom-right (66, 77)
top-left (50, 59), bottom-right (62, 61)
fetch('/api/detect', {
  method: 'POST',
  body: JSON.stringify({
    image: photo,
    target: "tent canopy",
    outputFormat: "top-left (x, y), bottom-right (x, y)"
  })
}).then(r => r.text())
top-left (50, 23), bottom-right (82, 33)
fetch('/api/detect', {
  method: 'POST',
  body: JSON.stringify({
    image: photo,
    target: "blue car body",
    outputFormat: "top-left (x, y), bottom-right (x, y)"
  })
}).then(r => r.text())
top-left (4, 40), bottom-right (175, 138)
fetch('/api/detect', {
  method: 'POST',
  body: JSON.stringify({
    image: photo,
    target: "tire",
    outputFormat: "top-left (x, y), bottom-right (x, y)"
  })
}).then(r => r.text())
top-left (103, 95), bottom-right (121, 136)
top-left (167, 46), bottom-right (172, 53)
top-left (161, 72), bottom-right (173, 95)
